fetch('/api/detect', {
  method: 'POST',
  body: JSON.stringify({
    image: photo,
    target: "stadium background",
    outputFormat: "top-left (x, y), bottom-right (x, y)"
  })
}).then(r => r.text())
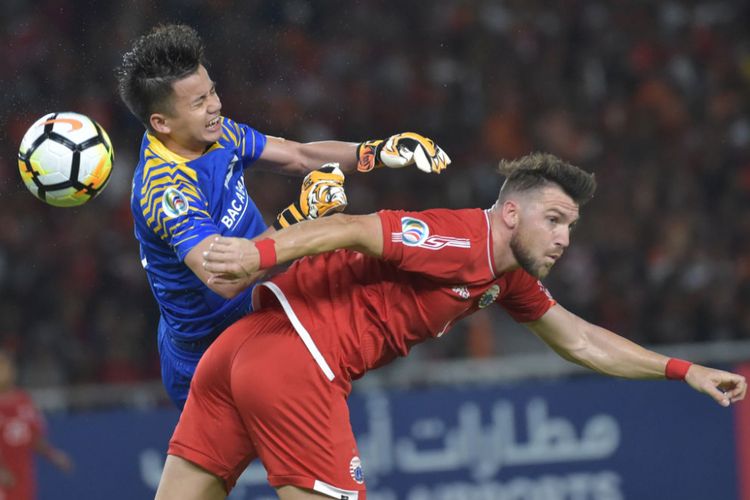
top-left (1, 1), bottom-right (749, 498)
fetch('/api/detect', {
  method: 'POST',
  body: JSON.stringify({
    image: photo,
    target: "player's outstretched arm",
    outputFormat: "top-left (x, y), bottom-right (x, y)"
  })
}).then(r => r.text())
top-left (35, 438), bottom-right (74, 473)
top-left (526, 304), bottom-right (747, 407)
top-left (203, 213), bottom-right (383, 285)
top-left (253, 133), bottom-right (450, 175)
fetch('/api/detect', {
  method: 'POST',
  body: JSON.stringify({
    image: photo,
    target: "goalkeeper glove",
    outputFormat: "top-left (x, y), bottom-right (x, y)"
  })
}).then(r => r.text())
top-left (356, 132), bottom-right (451, 174)
top-left (273, 163), bottom-right (348, 230)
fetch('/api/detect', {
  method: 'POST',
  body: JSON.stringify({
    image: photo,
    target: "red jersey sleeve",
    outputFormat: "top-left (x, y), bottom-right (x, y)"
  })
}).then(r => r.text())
top-left (377, 208), bottom-right (494, 284)
top-left (497, 269), bottom-right (556, 323)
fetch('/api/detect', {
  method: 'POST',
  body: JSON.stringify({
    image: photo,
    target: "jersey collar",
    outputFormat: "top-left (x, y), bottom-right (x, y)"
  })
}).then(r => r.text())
top-left (146, 133), bottom-right (222, 163)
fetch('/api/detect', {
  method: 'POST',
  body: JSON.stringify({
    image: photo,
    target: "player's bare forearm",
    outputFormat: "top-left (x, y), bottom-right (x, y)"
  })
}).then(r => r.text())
top-left (203, 213), bottom-right (383, 281)
top-left (35, 438), bottom-right (74, 472)
top-left (582, 327), bottom-right (747, 405)
top-left (269, 213), bottom-right (383, 261)
top-left (529, 305), bottom-right (747, 406)
top-left (296, 141), bottom-right (359, 173)
top-left (571, 321), bottom-right (668, 379)
top-left (254, 137), bottom-right (358, 175)
top-left (529, 305), bottom-right (670, 379)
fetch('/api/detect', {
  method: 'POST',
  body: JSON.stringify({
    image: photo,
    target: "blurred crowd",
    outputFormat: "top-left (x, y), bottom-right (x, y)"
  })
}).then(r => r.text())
top-left (1, 0), bottom-right (749, 388)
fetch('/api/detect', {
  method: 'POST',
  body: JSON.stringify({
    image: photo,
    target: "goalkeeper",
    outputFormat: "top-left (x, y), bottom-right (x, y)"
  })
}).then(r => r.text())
top-left (116, 24), bottom-right (451, 409)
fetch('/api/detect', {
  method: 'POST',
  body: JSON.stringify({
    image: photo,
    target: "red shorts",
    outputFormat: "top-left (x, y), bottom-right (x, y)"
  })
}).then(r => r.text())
top-left (168, 307), bottom-right (366, 499)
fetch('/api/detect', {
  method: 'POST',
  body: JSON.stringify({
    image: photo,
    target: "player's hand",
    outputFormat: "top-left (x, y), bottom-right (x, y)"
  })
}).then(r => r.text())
top-left (203, 236), bottom-right (264, 286)
top-left (49, 448), bottom-right (74, 473)
top-left (273, 163), bottom-right (347, 230)
top-left (357, 132), bottom-right (451, 174)
top-left (684, 364), bottom-right (747, 407)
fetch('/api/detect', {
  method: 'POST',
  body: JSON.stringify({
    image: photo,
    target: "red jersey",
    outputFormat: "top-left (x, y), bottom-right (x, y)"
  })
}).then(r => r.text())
top-left (257, 208), bottom-right (555, 383)
top-left (0, 390), bottom-right (45, 500)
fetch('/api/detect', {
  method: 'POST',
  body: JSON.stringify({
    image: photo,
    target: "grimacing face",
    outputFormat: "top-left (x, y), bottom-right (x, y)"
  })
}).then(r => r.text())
top-left (510, 186), bottom-right (579, 279)
top-left (161, 64), bottom-right (223, 154)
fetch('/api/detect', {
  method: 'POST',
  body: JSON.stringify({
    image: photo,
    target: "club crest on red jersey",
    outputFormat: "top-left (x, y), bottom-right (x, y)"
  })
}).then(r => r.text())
top-left (478, 284), bottom-right (500, 308)
top-left (349, 456), bottom-right (364, 484)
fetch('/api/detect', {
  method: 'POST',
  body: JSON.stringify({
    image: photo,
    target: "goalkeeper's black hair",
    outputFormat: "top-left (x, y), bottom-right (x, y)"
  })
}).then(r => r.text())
top-left (116, 24), bottom-right (206, 130)
top-left (497, 152), bottom-right (596, 206)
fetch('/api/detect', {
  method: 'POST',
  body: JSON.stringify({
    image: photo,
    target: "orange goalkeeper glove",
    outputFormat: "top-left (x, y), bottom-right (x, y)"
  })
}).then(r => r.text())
top-left (356, 132), bottom-right (451, 174)
top-left (273, 164), bottom-right (348, 230)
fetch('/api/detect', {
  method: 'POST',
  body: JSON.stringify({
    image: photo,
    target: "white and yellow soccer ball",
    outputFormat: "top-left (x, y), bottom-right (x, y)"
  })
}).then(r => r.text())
top-left (18, 112), bottom-right (114, 207)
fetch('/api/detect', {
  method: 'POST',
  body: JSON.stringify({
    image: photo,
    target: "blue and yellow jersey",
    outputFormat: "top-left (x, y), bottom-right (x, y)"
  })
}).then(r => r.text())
top-left (131, 117), bottom-right (268, 342)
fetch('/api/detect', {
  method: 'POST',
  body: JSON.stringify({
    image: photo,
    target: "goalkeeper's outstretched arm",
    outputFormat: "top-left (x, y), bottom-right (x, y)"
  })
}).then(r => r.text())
top-left (253, 133), bottom-right (451, 176)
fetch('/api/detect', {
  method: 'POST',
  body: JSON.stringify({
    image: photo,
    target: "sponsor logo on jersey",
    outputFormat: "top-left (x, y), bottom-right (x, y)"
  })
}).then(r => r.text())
top-left (393, 217), bottom-right (471, 250)
top-left (400, 217), bottom-right (429, 246)
top-left (452, 285), bottom-right (471, 299)
top-left (349, 456), bottom-right (364, 484)
top-left (392, 233), bottom-right (472, 250)
top-left (478, 284), bottom-right (500, 308)
top-left (162, 187), bottom-right (189, 218)
top-left (224, 154), bottom-right (239, 188)
top-left (221, 176), bottom-right (249, 230)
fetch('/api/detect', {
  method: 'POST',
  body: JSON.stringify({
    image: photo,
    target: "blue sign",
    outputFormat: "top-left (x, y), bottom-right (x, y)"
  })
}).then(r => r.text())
top-left (38, 376), bottom-right (738, 499)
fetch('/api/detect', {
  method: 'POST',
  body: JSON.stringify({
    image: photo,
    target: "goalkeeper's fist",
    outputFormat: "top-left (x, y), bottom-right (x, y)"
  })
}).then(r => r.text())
top-left (357, 132), bottom-right (451, 174)
top-left (273, 164), bottom-right (348, 230)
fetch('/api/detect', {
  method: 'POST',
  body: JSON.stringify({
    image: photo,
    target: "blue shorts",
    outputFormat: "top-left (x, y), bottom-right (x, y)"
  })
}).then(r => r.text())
top-left (157, 319), bottom-right (204, 409)
top-left (157, 294), bottom-right (255, 409)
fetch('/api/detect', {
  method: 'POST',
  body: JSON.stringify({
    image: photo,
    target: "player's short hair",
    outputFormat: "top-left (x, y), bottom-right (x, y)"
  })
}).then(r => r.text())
top-left (116, 24), bottom-right (206, 130)
top-left (497, 152), bottom-right (596, 206)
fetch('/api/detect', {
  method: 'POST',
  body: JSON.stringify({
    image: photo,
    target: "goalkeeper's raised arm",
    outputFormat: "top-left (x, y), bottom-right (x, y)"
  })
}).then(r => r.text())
top-left (253, 131), bottom-right (450, 176)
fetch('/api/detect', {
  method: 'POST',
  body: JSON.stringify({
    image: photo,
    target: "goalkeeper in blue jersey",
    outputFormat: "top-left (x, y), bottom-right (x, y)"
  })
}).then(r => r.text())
top-left (115, 24), bottom-right (451, 409)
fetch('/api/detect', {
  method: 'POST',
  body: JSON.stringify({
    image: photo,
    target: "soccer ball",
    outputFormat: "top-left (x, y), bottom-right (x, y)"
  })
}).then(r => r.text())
top-left (17, 112), bottom-right (114, 207)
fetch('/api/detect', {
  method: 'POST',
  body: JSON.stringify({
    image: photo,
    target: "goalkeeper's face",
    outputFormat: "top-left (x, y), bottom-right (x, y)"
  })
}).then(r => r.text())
top-left (509, 186), bottom-right (579, 279)
top-left (162, 65), bottom-right (223, 153)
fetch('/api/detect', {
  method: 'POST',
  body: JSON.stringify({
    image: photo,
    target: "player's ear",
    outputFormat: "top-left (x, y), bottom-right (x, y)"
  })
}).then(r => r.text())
top-left (150, 113), bottom-right (170, 134)
top-left (501, 200), bottom-right (519, 229)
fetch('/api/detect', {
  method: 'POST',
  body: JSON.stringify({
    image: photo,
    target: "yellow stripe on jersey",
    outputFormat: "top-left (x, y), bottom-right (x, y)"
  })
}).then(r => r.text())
top-left (221, 119), bottom-right (238, 146)
top-left (140, 164), bottom-right (200, 219)
top-left (163, 207), bottom-right (212, 242)
top-left (247, 129), bottom-right (255, 158)
top-left (144, 188), bottom-right (210, 240)
top-left (139, 145), bottom-right (207, 240)
top-left (144, 134), bottom-right (191, 164)
top-left (150, 198), bottom-right (211, 241)
top-left (172, 232), bottom-right (202, 248)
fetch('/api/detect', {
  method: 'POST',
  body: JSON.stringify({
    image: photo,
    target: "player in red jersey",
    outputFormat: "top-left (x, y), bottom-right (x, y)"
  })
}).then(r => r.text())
top-left (0, 352), bottom-right (73, 500)
top-left (155, 153), bottom-right (747, 499)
